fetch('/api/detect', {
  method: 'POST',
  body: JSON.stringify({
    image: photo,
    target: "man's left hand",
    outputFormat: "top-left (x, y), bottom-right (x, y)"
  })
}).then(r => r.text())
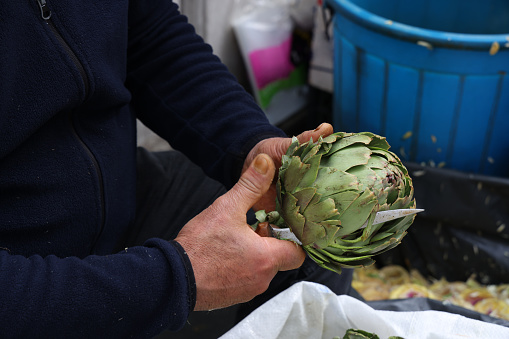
top-left (242, 122), bottom-right (334, 212)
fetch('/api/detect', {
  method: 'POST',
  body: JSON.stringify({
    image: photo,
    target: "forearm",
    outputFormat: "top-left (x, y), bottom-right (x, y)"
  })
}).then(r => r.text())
top-left (0, 239), bottom-right (194, 338)
top-left (126, 0), bottom-right (286, 187)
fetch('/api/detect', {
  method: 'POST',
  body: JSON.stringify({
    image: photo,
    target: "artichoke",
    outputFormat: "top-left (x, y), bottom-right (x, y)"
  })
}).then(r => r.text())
top-left (257, 132), bottom-right (416, 274)
top-left (336, 328), bottom-right (404, 339)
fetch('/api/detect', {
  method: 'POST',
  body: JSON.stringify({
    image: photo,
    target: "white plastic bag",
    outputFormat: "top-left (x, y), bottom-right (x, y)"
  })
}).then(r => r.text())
top-left (220, 282), bottom-right (509, 339)
top-left (231, 0), bottom-right (309, 125)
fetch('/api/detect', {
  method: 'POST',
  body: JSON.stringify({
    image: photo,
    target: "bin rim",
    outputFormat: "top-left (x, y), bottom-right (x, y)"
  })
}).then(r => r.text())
top-left (325, 0), bottom-right (509, 51)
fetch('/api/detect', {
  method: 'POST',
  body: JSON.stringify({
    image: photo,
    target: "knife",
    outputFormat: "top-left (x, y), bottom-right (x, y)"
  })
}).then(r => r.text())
top-left (267, 208), bottom-right (424, 245)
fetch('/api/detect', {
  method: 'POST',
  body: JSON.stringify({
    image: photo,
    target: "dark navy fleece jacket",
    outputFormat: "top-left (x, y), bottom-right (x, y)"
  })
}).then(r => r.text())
top-left (0, 0), bottom-right (285, 337)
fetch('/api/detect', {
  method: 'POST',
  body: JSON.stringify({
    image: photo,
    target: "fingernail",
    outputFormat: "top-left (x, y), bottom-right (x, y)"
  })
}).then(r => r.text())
top-left (253, 155), bottom-right (269, 175)
top-left (313, 123), bottom-right (324, 132)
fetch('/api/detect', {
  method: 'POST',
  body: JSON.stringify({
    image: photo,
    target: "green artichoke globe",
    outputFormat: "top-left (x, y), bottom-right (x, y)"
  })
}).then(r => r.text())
top-left (260, 132), bottom-right (416, 274)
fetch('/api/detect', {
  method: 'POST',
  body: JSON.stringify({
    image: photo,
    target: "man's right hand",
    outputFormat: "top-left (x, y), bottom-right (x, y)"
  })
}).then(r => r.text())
top-left (175, 154), bottom-right (306, 311)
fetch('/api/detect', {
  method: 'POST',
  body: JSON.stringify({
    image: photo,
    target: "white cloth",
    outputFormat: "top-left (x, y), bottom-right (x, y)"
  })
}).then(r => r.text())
top-left (221, 281), bottom-right (509, 339)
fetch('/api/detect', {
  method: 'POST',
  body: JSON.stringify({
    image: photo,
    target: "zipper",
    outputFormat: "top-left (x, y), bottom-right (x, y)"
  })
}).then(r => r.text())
top-left (67, 112), bottom-right (107, 252)
top-left (35, 0), bottom-right (104, 250)
top-left (36, 0), bottom-right (90, 100)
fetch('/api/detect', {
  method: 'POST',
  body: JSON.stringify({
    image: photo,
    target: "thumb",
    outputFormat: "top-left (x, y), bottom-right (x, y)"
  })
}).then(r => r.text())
top-left (226, 154), bottom-right (275, 214)
top-left (264, 237), bottom-right (306, 271)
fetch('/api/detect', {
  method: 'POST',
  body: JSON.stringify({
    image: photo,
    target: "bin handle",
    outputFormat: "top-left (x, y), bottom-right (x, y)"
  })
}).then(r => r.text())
top-left (321, 2), bottom-right (334, 41)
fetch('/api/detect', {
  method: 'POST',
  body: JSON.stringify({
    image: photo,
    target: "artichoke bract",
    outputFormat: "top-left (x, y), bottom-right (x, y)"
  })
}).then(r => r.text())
top-left (262, 132), bottom-right (416, 275)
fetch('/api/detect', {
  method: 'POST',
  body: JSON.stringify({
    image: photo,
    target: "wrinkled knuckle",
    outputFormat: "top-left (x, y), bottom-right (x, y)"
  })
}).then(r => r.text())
top-left (255, 279), bottom-right (270, 296)
top-left (213, 195), bottom-right (231, 212)
top-left (239, 177), bottom-right (261, 197)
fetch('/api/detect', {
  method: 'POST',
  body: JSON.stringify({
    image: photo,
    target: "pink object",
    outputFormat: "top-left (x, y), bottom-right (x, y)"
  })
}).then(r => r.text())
top-left (249, 38), bottom-right (295, 89)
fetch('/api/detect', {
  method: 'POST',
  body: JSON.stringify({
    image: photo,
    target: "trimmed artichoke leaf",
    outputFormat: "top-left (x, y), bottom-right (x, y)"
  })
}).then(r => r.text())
top-left (323, 246), bottom-right (346, 257)
top-left (316, 260), bottom-right (344, 275)
top-left (301, 219), bottom-right (327, 247)
top-left (281, 193), bottom-right (306, 239)
top-left (292, 187), bottom-right (318, 213)
top-left (304, 245), bottom-right (331, 262)
top-left (370, 231), bottom-right (394, 242)
top-left (335, 230), bottom-right (368, 246)
top-left (336, 258), bottom-right (376, 268)
top-left (299, 138), bottom-right (317, 159)
top-left (367, 238), bottom-right (403, 255)
top-left (254, 210), bottom-right (267, 223)
top-left (306, 190), bottom-right (322, 207)
top-left (320, 218), bottom-right (342, 226)
top-left (326, 243), bottom-right (364, 254)
top-left (305, 247), bottom-right (344, 274)
top-left (321, 144), bottom-right (371, 172)
top-left (381, 215), bottom-right (415, 234)
top-left (404, 177), bottom-right (414, 197)
top-left (362, 220), bottom-right (386, 241)
top-left (298, 152), bottom-right (322, 188)
top-left (347, 165), bottom-right (378, 192)
top-left (317, 250), bottom-right (365, 263)
top-left (290, 144), bottom-right (306, 159)
top-left (390, 160), bottom-right (409, 175)
top-left (302, 197), bottom-right (339, 224)
top-left (319, 143), bottom-right (331, 155)
top-left (312, 167), bottom-right (359, 196)
top-left (285, 137), bottom-right (300, 156)
top-left (385, 184), bottom-right (399, 204)
top-left (279, 155), bottom-right (291, 179)
top-left (310, 246), bottom-right (375, 265)
top-left (355, 235), bottom-right (398, 255)
top-left (371, 170), bottom-right (390, 204)
top-left (353, 237), bottom-right (398, 255)
top-left (283, 156), bottom-right (310, 192)
top-left (360, 209), bottom-right (378, 241)
top-left (388, 150), bottom-right (406, 167)
top-left (326, 252), bottom-right (376, 265)
top-left (328, 190), bottom-right (360, 215)
top-left (266, 211), bottom-right (282, 224)
top-left (336, 190), bottom-right (378, 236)
top-left (276, 179), bottom-right (283, 207)
top-left (319, 262), bottom-right (344, 274)
top-left (366, 154), bottom-right (390, 169)
top-left (365, 133), bottom-right (390, 150)
top-left (317, 221), bottom-right (341, 248)
top-left (306, 247), bottom-right (374, 273)
top-left (333, 234), bottom-right (369, 247)
top-left (322, 134), bottom-right (339, 144)
top-left (301, 144), bottom-right (322, 164)
top-left (389, 195), bottom-right (415, 210)
top-left (371, 149), bottom-right (398, 163)
top-left (327, 133), bottom-right (372, 155)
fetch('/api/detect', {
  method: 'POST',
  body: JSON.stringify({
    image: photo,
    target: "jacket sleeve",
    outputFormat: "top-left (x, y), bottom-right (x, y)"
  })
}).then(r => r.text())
top-left (126, 0), bottom-right (286, 188)
top-left (0, 239), bottom-right (195, 338)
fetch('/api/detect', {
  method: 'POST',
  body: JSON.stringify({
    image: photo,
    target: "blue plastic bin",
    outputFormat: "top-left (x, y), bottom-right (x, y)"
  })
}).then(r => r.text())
top-left (325, 0), bottom-right (509, 177)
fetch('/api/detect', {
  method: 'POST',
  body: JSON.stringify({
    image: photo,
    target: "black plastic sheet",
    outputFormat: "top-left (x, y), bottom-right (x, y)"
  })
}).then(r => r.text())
top-left (363, 163), bottom-right (509, 328)
top-left (367, 297), bottom-right (509, 328)
top-left (376, 162), bottom-right (509, 284)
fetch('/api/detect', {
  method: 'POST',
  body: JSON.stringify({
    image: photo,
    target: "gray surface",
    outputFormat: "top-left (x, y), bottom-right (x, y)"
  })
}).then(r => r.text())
top-left (137, 120), bottom-right (172, 152)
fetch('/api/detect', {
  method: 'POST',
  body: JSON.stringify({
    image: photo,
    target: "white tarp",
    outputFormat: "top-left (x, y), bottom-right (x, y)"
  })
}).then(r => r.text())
top-left (220, 281), bottom-right (509, 339)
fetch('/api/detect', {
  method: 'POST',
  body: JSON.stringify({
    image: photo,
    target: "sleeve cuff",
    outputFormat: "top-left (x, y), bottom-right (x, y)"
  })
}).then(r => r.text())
top-left (169, 240), bottom-right (197, 313)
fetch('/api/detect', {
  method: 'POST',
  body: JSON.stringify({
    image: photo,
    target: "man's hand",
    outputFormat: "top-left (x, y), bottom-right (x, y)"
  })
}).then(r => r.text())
top-left (175, 154), bottom-right (306, 311)
top-left (242, 123), bottom-right (334, 212)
